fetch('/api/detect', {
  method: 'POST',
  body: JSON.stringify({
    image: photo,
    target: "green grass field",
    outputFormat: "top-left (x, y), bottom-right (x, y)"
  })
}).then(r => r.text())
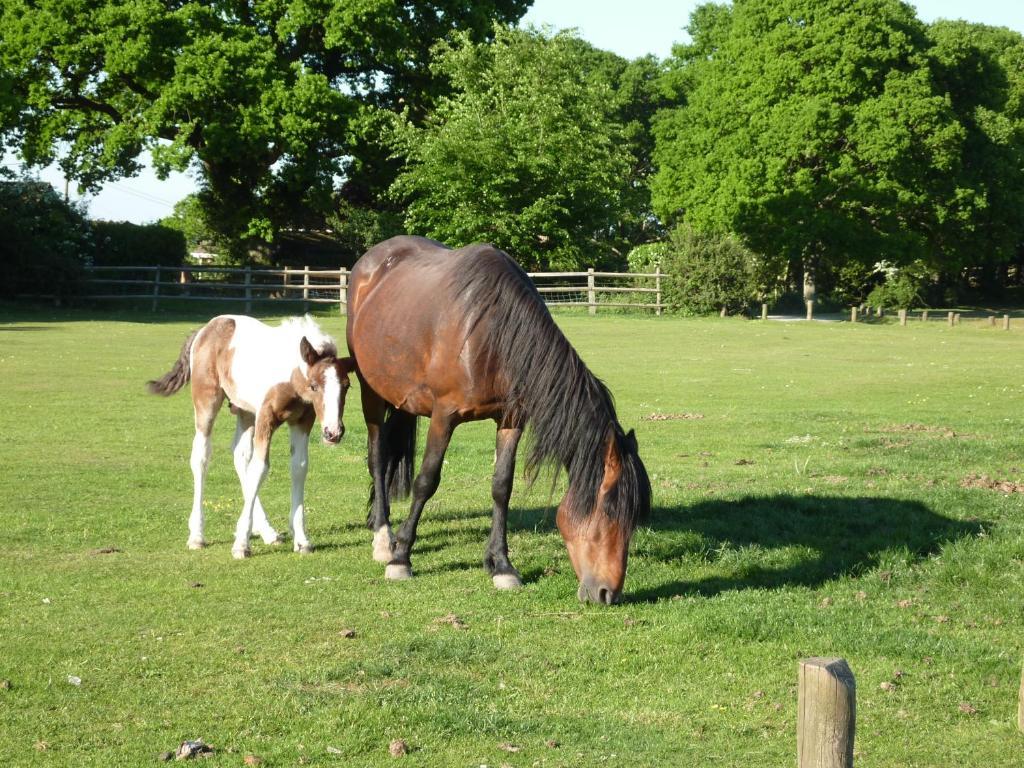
top-left (1, 305), bottom-right (1022, 766)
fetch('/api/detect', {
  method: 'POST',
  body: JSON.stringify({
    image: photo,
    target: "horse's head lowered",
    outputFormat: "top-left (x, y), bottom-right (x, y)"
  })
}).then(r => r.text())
top-left (298, 337), bottom-right (356, 445)
top-left (556, 428), bottom-right (650, 604)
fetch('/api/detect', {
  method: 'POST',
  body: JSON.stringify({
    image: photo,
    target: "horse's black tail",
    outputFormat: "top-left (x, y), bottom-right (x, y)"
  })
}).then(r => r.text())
top-left (382, 407), bottom-right (417, 501)
top-left (146, 329), bottom-right (199, 396)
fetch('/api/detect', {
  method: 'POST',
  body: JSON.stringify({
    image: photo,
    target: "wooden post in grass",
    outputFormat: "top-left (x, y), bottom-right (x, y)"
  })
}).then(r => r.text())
top-left (655, 266), bottom-right (663, 317)
top-left (587, 267), bottom-right (596, 316)
top-left (1004, 314), bottom-right (1011, 331)
top-left (338, 268), bottom-right (348, 316)
top-left (876, 306), bottom-right (882, 318)
top-left (243, 266), bottom-right (252, 314)
top-left (954, 313), bottom-right (961, 326)
top-left (850, 306), bottom-right (857, 323)
top-left (807, 300), bottom-right (814, 321)
top-left (151, 266), bottom-right (161, 312)
top-left (798, 658), bottom-right (856, 768)
top-left (921, 310), bottom-right (928, 322)
top-left (989, 315), bottom-right (996, 327)
top-left (762, 303), bottom-right (768, 321)
top-left (899, 309), bottom-right (907, 326)
top-left (302, 265), bottom-right (310, 313)
top-left (948, 311), bottom-right (955, 327)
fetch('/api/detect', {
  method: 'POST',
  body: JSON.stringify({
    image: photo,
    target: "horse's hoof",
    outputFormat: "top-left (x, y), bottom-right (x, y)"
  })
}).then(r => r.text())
top-left (493, 573), bottom-right (523, 590)
top-left (295, 544), bottom-right (313, 555)
top-left (260, 532), bottom-right (284, 545)
top-left (372, 526), bottom-right (395, 563)
top-left (187, 538), bottom-right (206, 550)
top-left (231, 547), bottom-right (251, 560)
top-left (385, 563), bottom-right (413, 581)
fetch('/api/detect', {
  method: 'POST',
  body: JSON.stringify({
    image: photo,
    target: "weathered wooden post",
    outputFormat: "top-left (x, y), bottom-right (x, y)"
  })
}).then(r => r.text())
top-left (339, 268), bottom-right (348, 316)
top-left (762, 303), bottom-right (769, 321)
top-left (898, 309), bottom-right (907, 326)
top-left (302, 265), bottom-right (310, 313)
top-left (989, 315), bottom-right (996, 327)
top-left (243, 265), bottom-right (252, 314)
top-left (720, 306), bottom-right (727, 318)
top-left (954, 312), bottom-right (961, 326)
top-left (587, 267), bottom-right (596, 316)
top-left (655, 266), bottom-right (662, 317)
top-left (875, 306), bottom-right (882, 318)
top-left (1004, 314), bottom-right (1011, 331)
top-left (283, 266), bottom-right (290, 299)
top-left (850, 306), bottom-right (857, 323)
top-left (921, 309), bottom-right (928, 322)
top-left (806, 300), bottom-right (814, 321)
top-left (151, 266), bottom-right (161, 312)
top-left (798, 658), bottom-right (856, 768)
top-left (947, 311), bottom-right (955, 327)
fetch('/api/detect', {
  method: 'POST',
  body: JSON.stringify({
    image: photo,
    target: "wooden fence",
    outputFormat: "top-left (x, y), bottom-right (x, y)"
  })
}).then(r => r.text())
top-left (84, 265), bottom-right (664, 315)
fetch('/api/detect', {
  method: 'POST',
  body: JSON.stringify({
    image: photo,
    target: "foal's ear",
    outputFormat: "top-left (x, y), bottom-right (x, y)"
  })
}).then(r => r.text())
top-left (338, 356), bottom-right (357, 376)
top-left (299, 336), bottom-right (321, 366)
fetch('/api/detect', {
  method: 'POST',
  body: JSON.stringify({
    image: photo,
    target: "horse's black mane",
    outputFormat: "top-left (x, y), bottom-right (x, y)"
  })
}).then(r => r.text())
top-left (448, 244), bottom-right (650, 529)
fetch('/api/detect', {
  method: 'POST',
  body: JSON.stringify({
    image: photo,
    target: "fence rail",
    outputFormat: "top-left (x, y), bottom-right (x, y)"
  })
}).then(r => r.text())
top-left (83, 265), bottom-right (664, 315)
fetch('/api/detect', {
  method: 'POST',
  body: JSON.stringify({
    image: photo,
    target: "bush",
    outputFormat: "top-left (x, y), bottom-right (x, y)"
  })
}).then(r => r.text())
top-left (0, 181), bottom-right (93, 300)
top-left (660, 224), bottom-right (760, 315)
top-left (865, 261), bottom-right (929, 310)
top-left (92, 221), bottom-right (186, 268)
top-left (626, 242), bottom-right (669, 273)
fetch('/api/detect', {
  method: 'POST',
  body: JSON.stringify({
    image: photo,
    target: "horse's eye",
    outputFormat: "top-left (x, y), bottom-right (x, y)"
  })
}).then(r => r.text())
top-left (310, 382), bottom-right (318, 391)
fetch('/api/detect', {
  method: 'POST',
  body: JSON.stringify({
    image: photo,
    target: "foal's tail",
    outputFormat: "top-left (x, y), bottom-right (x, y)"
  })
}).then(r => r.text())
top-left (146, 329), bottom-right (200, 396)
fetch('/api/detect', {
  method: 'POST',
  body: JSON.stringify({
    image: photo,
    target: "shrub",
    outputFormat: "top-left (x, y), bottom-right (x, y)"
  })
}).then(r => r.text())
top-left (865, 261), bottom-right (929, 310)
top-left (92, 221), bottom-right (186, 268)
top-left (661, 224), bottom-right (760, 315)
top-left (626, 242), bottom-right (669, 273)
top-left (0, 181), bottom-right (93, 300)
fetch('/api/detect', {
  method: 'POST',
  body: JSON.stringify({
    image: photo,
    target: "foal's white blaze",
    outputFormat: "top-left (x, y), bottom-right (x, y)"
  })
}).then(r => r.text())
top-left (321, 366), bottom-right (342, 441)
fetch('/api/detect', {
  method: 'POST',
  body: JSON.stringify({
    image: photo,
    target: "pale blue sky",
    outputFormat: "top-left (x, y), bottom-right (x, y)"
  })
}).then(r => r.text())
top-left (14, 0), bottom-right (1024, 224)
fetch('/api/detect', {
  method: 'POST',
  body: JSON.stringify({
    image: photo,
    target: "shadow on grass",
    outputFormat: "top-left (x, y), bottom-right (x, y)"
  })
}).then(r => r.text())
top-left (625, 494), bottom-right (984, 603)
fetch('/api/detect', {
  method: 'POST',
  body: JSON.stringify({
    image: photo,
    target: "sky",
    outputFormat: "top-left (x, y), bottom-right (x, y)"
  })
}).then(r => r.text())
top-left (13, 0), bottom-right (1024, 224)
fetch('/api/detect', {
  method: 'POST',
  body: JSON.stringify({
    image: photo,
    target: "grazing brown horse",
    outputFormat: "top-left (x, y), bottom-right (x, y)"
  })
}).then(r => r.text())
top-left (346, 236), bottom-right (650, 604)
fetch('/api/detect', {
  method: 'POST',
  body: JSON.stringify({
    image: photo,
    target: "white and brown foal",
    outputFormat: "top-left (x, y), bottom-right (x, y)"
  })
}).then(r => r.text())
top-left (148, 315), bottom-right (354, 558)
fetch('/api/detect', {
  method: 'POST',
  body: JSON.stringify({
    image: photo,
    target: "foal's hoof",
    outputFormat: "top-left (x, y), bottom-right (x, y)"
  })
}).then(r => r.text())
top-left (372, 526), bottom-right (396, 563)
top-left (260, 532), bottom-right (284, 546)
top-left (186, 537), bottom-right (206, 550)
top-left (492, 573), bottom-right (523, 590)
top-left (295, 543), bottom-right (313, 555)
top-left (231, 547), bottom-right (251, 560)
top-left (385, 563), bottom-right (413, 581)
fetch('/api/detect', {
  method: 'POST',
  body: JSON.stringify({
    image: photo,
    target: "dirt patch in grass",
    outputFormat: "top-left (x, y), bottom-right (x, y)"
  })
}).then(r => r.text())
top-left (642, 412), bottom-right (704, 421)
top-left (960, 473), bottom-right (1024, 494)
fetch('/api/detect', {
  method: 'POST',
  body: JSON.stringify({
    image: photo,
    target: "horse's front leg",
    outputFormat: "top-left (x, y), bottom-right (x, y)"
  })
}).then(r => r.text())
top-left (233, 411), bottom-right (278, 559)
top-left (485, 423), bottom-right (523, 589)
top-left (288, 414), bottom-right (314, 554)
top-left (361, 384), bottom-right (395, 563)
top-left (231, 411), bottom-right (281, 545)
top-left (386, 409), bottom-right (456, 580)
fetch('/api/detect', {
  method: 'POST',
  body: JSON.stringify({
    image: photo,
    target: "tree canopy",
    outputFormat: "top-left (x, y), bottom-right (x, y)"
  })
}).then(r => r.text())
top-left (0, 0), bottom-right (530, 253)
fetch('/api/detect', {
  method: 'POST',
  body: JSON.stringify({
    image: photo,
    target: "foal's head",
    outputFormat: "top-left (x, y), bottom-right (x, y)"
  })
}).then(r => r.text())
top-left (557, 428), bottom-right (651, 605)
top-left (298, 337), bottom-right (356, 445)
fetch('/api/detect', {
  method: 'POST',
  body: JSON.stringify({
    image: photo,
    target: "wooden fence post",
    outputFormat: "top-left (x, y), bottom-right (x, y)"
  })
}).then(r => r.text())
top-left (954, 313), bottom-right (961, 326)
top-left (876, 306), bottom-right (882, 318)
top-left (798, 658), bottom-right (856, 768)
top-left (151, 266), bottom-right (161, 312)
top-left (762, 303), bottom-right (769, 321)
top-left (850, 306), bottom-right (857, 323)
top-left (339, 268), bottom-right (348, 315)
top-left (1004, 314), bottom-right (1011, 331)
top-left (921, 310), bottom-right (928, 322)
top-left (244, 266), bottom-right (252, 314)
top-left (587, 267), bottom-right (596, 316)
top-left (899, 309), bottom-right (907, 326)
top-left (806, 299), bottom-right (814, 321)
top-left (948, 311), bottom-right (955, 327)
top-left (655, 266), bottom-right (662, 317)
top-left (283, 266), bottom-right (290, 299)
top-left (302, 265), bottom-right (310, 313)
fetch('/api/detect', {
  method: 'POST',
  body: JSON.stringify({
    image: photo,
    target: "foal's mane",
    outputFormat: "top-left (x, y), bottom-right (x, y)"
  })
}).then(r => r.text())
top-left (448, 245), bottom-right (649, 529)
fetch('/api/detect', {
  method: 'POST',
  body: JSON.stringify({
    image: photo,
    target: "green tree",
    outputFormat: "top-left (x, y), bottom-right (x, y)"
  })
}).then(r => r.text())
top-left (390, 26), bottom-right (641, 270)
top-left (0, 0), bottom-right (530, 256)
top-left (652, 0), bottom-right (975, 294)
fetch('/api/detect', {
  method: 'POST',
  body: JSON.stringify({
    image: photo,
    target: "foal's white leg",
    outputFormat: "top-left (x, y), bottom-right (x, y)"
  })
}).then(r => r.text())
top-left (232, 435), bottom-right (271, 560)
top-left (231, 415), bottom-right (281, 545)
top-left (188, 429), bottom-right (212, 549)
top-left (289, 423), bottom-right (313, 555)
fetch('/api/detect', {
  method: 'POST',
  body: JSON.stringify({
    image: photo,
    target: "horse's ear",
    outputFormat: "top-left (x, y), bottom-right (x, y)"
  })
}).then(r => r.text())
top-left (299, 336), bottom-right (320, 366)
top-left (600, 430), bottom-right (623, 493)
top-left (338, 356), bottom-right (357, 376)
top-left (625, 428), bottom-right (638, 452)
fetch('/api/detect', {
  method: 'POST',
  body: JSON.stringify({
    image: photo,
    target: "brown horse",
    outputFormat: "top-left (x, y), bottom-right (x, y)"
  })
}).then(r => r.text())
top-left (346, 236), bottom-right (650, 604)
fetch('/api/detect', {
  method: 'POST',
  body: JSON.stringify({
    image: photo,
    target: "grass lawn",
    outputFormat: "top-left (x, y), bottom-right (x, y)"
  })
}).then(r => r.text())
top-left (1, 304), bottom-right (1022, 766)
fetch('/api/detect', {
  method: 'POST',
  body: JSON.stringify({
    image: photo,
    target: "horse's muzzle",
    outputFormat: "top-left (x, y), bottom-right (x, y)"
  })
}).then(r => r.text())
top-left (577, 580), bottom-right (622, 605)
top-left (322, 426), bottom-right (344, 445)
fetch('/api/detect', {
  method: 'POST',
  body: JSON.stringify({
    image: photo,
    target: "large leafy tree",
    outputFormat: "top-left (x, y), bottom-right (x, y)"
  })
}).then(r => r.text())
top-left (651, 0), bottom-right (979, 294)
top-left (0, 0), bottom-right (530, 254)
top-left (390, 26), bottom-right (645, 270)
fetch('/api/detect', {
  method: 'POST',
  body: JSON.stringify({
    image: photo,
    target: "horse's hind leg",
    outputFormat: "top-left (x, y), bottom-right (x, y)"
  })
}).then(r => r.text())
top-left (485, 424), bottom-right (523, 589)
top-left (232, 406), bottom-right (278, 559)
top-left (231, 411), bottom-right (281, 545)
top-left (362, 385), bottom-right (396, 562)
top-left (386, 410), bottom-right (456, 581)
top-left (188, 391), bottom-right (224, 549)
